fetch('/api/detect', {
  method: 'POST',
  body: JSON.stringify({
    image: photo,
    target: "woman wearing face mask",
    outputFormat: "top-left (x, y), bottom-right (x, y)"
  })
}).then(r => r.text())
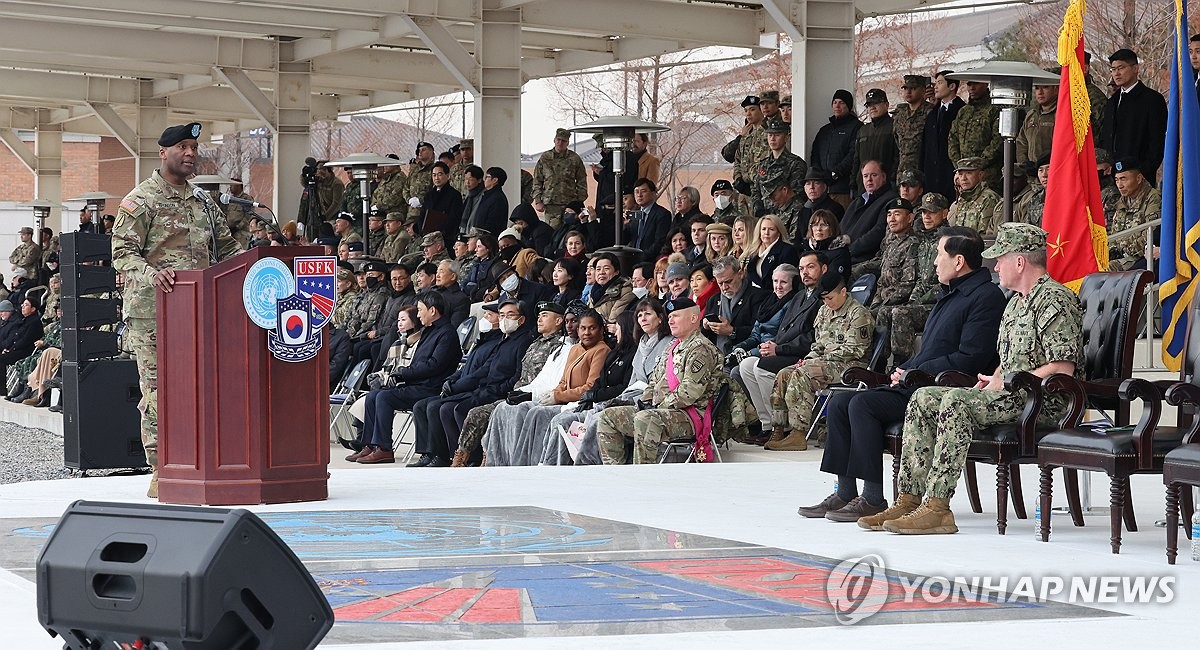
top-left (551, 258), bottom-right (584, 307)
top-left (39, 252), bottom-right (60, 288)
top-left (731, 216), bottom-right (751, 260)
top-left (744, 214), bottom-right (798, 289)
top-left (798, 209), bottom-right (852, 282)
top-left (542, 308), bottom-right (647, 465)
top-left (484, 309), bottom-right (610, 466)
top-left (705, 223), bottom-right (733, 261)
top-left (342, 305), bottom-right (423, 453)
top-left (726, 264), bottom-right (801, 364)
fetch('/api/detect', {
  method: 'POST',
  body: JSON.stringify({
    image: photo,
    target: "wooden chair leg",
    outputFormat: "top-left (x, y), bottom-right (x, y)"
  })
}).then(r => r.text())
top-left (1109, 475), bottom-right (1127, 554)
top-left (1038, 465), bottom-right (1053, 542)
top-left (1064, 469), bottom-right (1085, 527)
top-left (965, 461), bottom-right (983, 514)
top-left (1010, 464), bottom-right (1027, 519)
top-left (1183, 486), bottom-right (1195, 539)
top-left (1166, 482), bottom-right (1180, 565)
top-left (1122, 481), bottom-right (1138, 532)
top-left (995, 463), bottom-right (1009, 535)
top-left (891, 455), bottom-right (900, 501)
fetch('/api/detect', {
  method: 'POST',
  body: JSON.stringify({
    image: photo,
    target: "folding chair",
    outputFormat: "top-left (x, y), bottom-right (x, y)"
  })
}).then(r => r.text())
top-left (329, 359), bottom-right (370, 441)
top-left (657, 384), bottom-right (730, 463)
top-left (457, 315), bottom-right (478, 354)
top-left (391, 410), bottom-right (418, 462)
top-left (849, 273), bottom-right (878, 307)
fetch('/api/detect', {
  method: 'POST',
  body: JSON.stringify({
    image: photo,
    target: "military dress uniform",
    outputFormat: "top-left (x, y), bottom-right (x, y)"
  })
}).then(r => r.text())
top-left (1108, 181), bottom-right (1161, 271)
top-left (948, 183), bottom-right (1002, 237)
top-left (532, 130), bottom-right (588, 229)
top-left (9, 236), bottom-right (41, 279)
top-left (770, 289), bottom-right (873, 436)
top-left (947, 99), bottom-right (1003, 193)
top-left (596, 326), bottom-right (722, 464)
top-left (111, 125), bottom-right (241, 472)
top-left (897, 224), bottom-right (1083, 504)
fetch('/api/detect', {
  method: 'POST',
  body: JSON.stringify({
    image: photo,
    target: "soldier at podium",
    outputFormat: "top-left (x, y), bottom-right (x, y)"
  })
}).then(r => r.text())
top-left (111, 122), bottom-right (241, 498)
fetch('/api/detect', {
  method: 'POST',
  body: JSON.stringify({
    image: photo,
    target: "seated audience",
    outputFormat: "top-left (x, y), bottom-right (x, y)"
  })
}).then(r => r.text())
top-left (434, 259), bottom-right (471, 327)
top-left (587, 252), bottom-right (635, 321)
top-left (705, 222), bottom-right (734, 261)
top-left (551, 258), bottom-right (584, 307)
top-left (727, 264), bottom-right (801, 361)
top-left (841, 160), bottom-right (899, 265)
top-left (743, 214), bottom-right (799, 289)
top-left (701, 256), bottom-right (768, 353)
top-left (799, 209), bottom-right (851, 282)
top-left (690, 263), bottom-right (719, 315)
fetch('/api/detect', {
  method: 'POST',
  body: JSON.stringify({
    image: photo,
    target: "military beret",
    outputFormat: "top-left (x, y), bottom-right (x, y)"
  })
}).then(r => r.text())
top-left (1114, 158), bottom-right (1141, 174)
top-left (315, 236), bottom-right (339, 247)
top-left (955, 157), bottom-right (986, 171)
top-left (415, 141), bottom-right (433, 152)
top-left (335, 212), bottom-right (354, 223)
top-left (420, 232), bottom-right (444, 247)
top-left (537, 300), bottom-right (565, 315)
top-left (158, 122), bottom-right (202, 147)
top-left (740, 95), bottom-right (761, 108)
top-left (864, 88), bottom-right (888, 105)
top-left (818, 272), bottom-right (846, 297)
top-left (918, 193), bottom-right (950, 213)
top-left (336, 260), bottom-right (355, 273)
top-left (982, 222), bottom-right (1048, 259)
top-left (885, 198), bottom-right (915, 212)
top-left (763, 118), bottom-right (790, 134)
top-left (706, 222), bottom-right (733, 236)
top-left (385, 211), bottom-right (405, 222)
top-left (663, 296), bottom-right (697, 313)
top-left (554, 128), bottom-right (571, 140)
top-left (711, 179), bottom-right (734, 195)
top-left (367, 210), bottom-right (384, 219)
top-left (363, 260), bottom-right (389, 274)
top-left (665, 262), bottom-right (690, 281)
top-left (902, 75), bottom-right (930, 89)
top-left (1036, 153), bottom-right (1052, 168)
top-left (779, 94), bottom-right (792, 107)
top-left (897, 169), bottom-right (925, 187)
top-left (449, 143), bottom-right (461, 154)
top-left (759, 90), bottom-right (780, 103)
top-left (102, 214), bottom-right (115, 223)
top-left (346, 241), bottom-right (364, 252)
top-left (1095, 148), bottom-right (1113, 165)
top-left (803, 168), bottom-right (832, 183)
top-left (481, 301), bottom-right (501, 313)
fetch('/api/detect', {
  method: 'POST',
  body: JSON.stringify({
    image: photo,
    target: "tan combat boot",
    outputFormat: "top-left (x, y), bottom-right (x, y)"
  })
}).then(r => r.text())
top-left (765, 426), bottom-right (788, 445)
top-left (882, 497), bottom-right (958, 535)
top-left (147, 468), bottom-right (159, 499)
top-left (857, 493), bottom-right (920, 531)
top-left (766, 430), bottom-right (807, 451)
top-left (450, 449), bottom-right (470, 468)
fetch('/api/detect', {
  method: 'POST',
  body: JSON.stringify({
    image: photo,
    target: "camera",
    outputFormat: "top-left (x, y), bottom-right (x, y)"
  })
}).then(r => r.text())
top-left (302, 157), bottom-right (319, 185)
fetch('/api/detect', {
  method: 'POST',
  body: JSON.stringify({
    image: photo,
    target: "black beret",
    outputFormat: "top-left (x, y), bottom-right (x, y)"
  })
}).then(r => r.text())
top-left (536, 301), bottom-right (565, 315)
top-left (664, 296), bottom-right (697, 313)
top-left (363, 260), bottom-right (389, 274)
top-left (158, 122), bottom-right (202, 147)
top-left (818, 272), bottom-right (846, 296)
top-left (885, 198), bottom-right (914, 212)
top-left (740, 95), bottom-right (761, 108)
top-left (346, 241), bottom-right (364, 252)
top-left (336, 260), bottom-right (355, 273)
top-left (1114, 158), bottom-right (1141, 174)
top-left (711, 179), bottom-right (734, 194)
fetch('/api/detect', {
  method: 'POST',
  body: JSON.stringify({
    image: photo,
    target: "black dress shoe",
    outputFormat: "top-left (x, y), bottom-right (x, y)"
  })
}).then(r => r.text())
top-left (427, 456), bottom-right (450, 468)
top-left (406, 453), bottom-right (435, 468)
top-left (10, 387), bottom-right (33, 403)
top-left (48, 404), bottom-right (63, 413)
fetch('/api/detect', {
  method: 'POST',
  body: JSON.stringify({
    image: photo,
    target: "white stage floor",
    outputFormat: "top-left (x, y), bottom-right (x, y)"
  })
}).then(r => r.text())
top-left (0, 446), bottom-right (1193, 648)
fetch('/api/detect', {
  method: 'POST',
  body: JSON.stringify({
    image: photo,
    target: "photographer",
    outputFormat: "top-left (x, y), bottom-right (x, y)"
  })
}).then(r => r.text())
top-left (298, 158), bottom-right (345, 236)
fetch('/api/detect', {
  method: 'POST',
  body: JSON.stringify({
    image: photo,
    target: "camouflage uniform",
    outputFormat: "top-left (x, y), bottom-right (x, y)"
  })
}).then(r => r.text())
top-left (900, 273), bottom-right (1082, 499)
top-left (406, 162), bottom-right (435, 221)
top-left (947, 99), bottom-right (1003, 193)
top-left (520, 170), bottom-right (534, 205)
top-left (371, 168), bottom-right (409, 217)
top-left (456, 333), bottom-right (568, 455)
top-left (893, 101), bottom-right (931, 173)
top-left (331, 286), bottom-right (360, 330)
top-left (1108, 182), bottom-right (1161, 271)
top-left (112, 170), bottom-right (241, 467)
top-left (1015, 102), bottom-right (1057, 174)
top-left (377, 230), bottom-right (411, 264)
top-left (223, 191), bottom-right (255, 249)
top-left (299, 172), bottom-right (344, 235)
top-left (341, 181), bottom-right (376, 222)
top-left (344, 285), bottom-right (389, 340)
top-left (752, 151), bottom-right (808, 215)
top-left (948, 184), bottom-right (1002, 237)
top-left (885, 222), bottom-right (948, 363)
top-left (711, 203), bottom-right (743, 226)
top-left (768, 193), bottom-right (805, 239)
top-left (449, 162), bottom-right (469, 194)
top-left (1013, 183), bottom-right (1046, 228)
top-left (596, 330), bottom-right (722, 464)
top-left (532, 148), bottom-right (588, 229)
top-left (1085, 78), bottom-right (1107, 135)
top-left (734, 125), bottom-right (769, 192)
top-left (1100, 181), bottom-right (1120, 225)
top-left (365, 227), bottom-right (387, 257)
top-left (769, 297), bottom-right (873, 431)
top-left (866, 229), bottom-right (923, 310)
top-left (9, 240), bottom-right (41, 278)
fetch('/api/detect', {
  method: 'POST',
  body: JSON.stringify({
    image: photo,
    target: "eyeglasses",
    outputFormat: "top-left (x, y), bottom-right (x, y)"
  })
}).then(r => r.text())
top-left (1108, 64), bottom-right (1132, 73)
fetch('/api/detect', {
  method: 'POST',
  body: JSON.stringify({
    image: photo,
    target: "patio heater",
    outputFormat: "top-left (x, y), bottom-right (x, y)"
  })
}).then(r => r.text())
top-left (17, 198), bottom-right (58, 233)
top-left (323, 153), bottom-right (402, 254)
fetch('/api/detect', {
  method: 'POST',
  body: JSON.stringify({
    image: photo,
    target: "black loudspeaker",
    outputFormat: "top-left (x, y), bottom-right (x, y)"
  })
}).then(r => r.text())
top-left (60, 232), bottom-right (113, 264)
top-left (37, 500), bottom-right (334, 650)
top-left (61, 264), bottom-right (116, 296)
top-left (62, 360), bottom-right (145, 470)
top-left (61, 329), bottom-right (119, 362)
top-left (60, 296), bottom-right (120, 330)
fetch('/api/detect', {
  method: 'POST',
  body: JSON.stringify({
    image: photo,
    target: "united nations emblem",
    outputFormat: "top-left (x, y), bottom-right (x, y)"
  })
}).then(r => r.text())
top-left (242, 255), bottom-right (336, 363)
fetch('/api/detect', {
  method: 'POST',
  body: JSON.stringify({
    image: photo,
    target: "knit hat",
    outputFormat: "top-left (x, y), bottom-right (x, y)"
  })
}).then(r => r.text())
top-left (833, 89), bottom-right (855, 109)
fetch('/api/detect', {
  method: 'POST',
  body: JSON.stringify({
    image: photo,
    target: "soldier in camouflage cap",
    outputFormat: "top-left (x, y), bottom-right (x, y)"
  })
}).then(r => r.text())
top-left (405, 142), bottom-right (437, 220)
top-left (752, 118), bottom-right (808, 217)
top-left (947, 157), bottom-right (1001, 237)
top-left (896, 168), bottom-right (925, 205)
top-left (894, 75), bottom-right (932, 175)
top-left (759, 89), bottom-right (781, 120)
top-left (880, 220), bottom-right (1083, 534)
top-left (861, 198), bottom-right (923, 363)
top-left (779, 94), bottom-right (793, 125)
top-left (449, 138), bottom-right (474, 194)
top-left (760, 167), bottom-right (805, 238)
top-left (111, 121), bottom-right (241, 498)
top-left (1013, 153), bottom-right (1050, 227)
top-left (9, 227), bottom-right (41, 280)
top-left (887, 192), bottom-right (952, 363)
top-left (532, 128), bottom-right (588, 229)
top-left (377, 211), bottom-right (412, 263)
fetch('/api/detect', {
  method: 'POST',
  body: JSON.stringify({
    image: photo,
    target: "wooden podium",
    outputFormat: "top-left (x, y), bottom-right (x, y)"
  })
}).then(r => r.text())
top-left (157, 246), bottom-right (330, 505)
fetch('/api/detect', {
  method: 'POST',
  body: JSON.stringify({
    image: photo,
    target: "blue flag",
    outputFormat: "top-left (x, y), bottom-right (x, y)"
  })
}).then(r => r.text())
top-left (1158, 0), bottom-right (1200, 372)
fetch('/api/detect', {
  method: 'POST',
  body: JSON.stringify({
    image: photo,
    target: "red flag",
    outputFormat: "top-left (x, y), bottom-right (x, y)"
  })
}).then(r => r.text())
top-left (1042, 0), bottom-right (1108, 291)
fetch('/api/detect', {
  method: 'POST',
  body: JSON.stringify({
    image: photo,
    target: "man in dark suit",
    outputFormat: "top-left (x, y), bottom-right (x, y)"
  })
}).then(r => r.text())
top-left (701, 255), bottom-right (767, 354)
top-left (841, 160), bottom-right (900, 267)
top-left (919, 71), bottom-right (965, 199)
top-left (796, 227), bottom-right (1006, 523)
top-left (624, 177), bottom-right (671, 261)
top-left (734, 250), bottom-right (827, 442)
top-left (1099, 49), bottom-right (1168, 185)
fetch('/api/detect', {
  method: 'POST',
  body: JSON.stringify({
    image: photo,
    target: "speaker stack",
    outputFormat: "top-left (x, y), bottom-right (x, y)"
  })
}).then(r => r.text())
top-left (59, 232), bottom-right (145, 471)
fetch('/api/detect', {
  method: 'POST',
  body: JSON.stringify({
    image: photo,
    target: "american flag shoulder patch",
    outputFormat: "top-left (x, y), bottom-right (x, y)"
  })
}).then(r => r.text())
top-left (120, 197), bottom-right (145, 214)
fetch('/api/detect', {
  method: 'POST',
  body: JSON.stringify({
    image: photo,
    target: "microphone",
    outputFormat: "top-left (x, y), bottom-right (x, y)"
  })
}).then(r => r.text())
top-left (220, 192), bottom-right (268, 210)
top-left (192, 187), bottom-right (216, 204)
